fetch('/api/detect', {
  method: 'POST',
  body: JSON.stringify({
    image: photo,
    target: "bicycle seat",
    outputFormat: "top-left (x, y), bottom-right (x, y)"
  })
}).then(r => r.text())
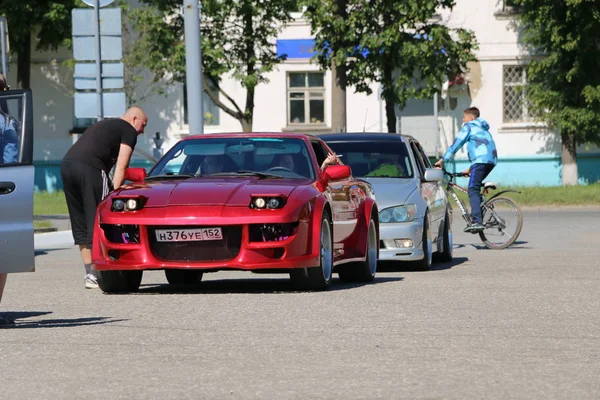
top-left (483, 182), bottom-right (497, 190)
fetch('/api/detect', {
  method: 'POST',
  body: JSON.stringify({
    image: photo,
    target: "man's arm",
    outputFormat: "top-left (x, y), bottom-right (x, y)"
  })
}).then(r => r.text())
top-left (112, 143), bottom-right (134, 189)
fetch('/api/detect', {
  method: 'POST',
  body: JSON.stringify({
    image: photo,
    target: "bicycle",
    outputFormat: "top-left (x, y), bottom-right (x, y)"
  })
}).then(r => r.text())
top-left (442, 168), bottom-right (523, 249)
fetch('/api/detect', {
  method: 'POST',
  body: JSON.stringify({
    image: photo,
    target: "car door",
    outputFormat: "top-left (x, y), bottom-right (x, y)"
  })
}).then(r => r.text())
top-left (310, 139), bottom-right (356, 258)
top-left (0, 89), bottom-right (35, 274)
top-left (415, 140), bottom-right (446, 226)
top-left (408, 140), bottom-right (442, 232)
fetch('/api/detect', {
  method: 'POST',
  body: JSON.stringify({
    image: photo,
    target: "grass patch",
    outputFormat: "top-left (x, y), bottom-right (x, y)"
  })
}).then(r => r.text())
top-left (448, 182), bottom-right (600, 207)
top-left (34, 220), bottom-right (53, 229)
top-left (34, 191), bottom-right (68, 215)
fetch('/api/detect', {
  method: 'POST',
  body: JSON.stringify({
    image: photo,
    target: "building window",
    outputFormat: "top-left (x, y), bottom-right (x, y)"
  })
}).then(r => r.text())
top-left (287, 72), bottom-right (325, 126)
top-left (495, 0), bottom-right (521, 15)
top-left (184, 79), bottom-right (220, 127)
top-left (503, 65), bottom-right (531, 123)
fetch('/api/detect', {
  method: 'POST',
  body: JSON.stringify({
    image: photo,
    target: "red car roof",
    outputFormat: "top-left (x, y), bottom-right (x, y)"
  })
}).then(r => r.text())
top-left (182, 132), bottom-right (314, 141)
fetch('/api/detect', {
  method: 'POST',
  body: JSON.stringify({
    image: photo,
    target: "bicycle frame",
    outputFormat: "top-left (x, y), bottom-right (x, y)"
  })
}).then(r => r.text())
top-left (444, 180), bottom-right (472, 224)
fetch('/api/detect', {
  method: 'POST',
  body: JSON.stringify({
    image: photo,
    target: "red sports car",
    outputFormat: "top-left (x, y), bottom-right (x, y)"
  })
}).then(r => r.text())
top-left (92, 133), bottom-right (379, 292)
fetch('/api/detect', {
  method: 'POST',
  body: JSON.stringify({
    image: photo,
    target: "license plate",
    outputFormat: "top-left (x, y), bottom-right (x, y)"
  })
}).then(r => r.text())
top-left (155, 227), bottom-right (223, 242)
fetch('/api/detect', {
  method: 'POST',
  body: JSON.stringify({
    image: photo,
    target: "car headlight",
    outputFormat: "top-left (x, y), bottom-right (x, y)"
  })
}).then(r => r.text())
top-left (250, 196), bottom-right (286, 209)
top-left (379, 205), bottom-right (417, 223)
top-left (112, 197), bottom-right (144, 212)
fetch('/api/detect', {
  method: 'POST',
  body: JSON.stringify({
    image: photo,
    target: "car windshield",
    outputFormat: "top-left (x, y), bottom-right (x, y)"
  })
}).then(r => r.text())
top-left (148, 137), bottom-right (315, 180)
top-left (323, 140), bottom-right (414, 178)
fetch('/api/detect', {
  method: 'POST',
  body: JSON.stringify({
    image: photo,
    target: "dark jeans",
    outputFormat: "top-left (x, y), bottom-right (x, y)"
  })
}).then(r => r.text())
top-left (468, 163), bottom-right (495, 224)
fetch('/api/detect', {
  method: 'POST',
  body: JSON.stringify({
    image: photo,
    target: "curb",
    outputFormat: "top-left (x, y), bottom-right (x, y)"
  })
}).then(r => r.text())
top-left (34, 230), bottom-right (73, 250)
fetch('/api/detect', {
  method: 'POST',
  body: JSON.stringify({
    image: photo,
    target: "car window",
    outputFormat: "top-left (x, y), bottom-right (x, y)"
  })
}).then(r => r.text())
top-left (310, 140), bottom-right (328, 167)
top-left (409, 141), bottom-right (427, 178)
top-left (415, 141), bottom-right (432, 168)
top-left (0, 96), bottom-right (25, 166)
top-left (149, 137), bottom-right (316, 179)
top-left (322, 140), bottom-right (413, 178)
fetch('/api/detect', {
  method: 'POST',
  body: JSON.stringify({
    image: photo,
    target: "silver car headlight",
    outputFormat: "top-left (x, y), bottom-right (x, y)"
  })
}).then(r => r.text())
top-left (379, 205), bottom-right (417, 223)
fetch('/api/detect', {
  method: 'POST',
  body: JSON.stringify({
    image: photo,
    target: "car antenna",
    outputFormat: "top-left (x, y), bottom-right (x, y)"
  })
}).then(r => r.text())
top-left (363, 108), bottom-right (368, 132)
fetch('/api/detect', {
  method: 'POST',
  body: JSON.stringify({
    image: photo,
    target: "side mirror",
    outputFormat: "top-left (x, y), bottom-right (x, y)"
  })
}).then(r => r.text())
top-left (125, 167), bottom-right (147, 182)
top-left (423, 168), bottom-right (444, 182)
top-left (324, 165), bottom-right (351, 181)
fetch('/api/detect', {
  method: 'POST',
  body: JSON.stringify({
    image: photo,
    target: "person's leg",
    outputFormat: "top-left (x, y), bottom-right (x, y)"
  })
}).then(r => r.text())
top-left (63, 161), bottom-right (99, 287)
top-left (467, 163), bottom-right (494, 230)
top-left (81, 167), bottom-right (109, 288)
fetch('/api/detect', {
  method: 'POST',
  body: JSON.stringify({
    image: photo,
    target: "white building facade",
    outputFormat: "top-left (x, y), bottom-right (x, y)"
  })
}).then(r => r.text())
top-left (2, 0), bottom-right (598, 192)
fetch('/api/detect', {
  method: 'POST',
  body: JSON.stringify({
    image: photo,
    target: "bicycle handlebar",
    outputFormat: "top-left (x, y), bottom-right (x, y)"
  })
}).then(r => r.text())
top-left (441, 167), bottom-right (469, 178)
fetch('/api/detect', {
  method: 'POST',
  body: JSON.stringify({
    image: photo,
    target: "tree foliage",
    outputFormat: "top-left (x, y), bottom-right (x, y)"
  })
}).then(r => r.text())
top-left (0, 0), bottom-right (82, 88)
top-left (128, 0), bottom-right (297, 131)
top-left (302, 0), bottom-right (478, 132)
top-left (514, 0), bottom-right (600, 144)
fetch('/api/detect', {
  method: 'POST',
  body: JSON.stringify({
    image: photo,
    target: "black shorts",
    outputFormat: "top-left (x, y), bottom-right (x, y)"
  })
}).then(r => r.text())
top-left (61, 159), bottom-right (112, 246)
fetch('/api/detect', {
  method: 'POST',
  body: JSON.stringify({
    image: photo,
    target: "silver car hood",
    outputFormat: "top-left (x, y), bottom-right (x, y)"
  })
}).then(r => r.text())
top-left (358, 177), bottom-right (418, 209)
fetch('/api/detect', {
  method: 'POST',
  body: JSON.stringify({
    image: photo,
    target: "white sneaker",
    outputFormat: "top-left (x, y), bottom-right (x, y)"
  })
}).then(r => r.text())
top-left (85, 274), bottom-right (99, 289)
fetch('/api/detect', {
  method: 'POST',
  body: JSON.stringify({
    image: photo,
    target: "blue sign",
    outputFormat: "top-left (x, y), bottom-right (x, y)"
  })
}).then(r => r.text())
top-left (276, 39), bottom-right (317, 59)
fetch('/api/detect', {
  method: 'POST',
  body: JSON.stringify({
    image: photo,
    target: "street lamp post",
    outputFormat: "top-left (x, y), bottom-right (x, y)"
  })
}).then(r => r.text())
top-left (183, 0), bottom-right (204, 134)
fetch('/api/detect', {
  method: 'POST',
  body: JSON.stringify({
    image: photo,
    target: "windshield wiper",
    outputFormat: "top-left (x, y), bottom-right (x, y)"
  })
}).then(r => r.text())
top-left (209, 170), bottom-right (284, 179)
top-left (145, 173), bottom-right (195, 181)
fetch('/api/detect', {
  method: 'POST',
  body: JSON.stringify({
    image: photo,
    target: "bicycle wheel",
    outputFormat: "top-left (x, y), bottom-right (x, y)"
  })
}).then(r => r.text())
top-left (478, 197), bottom-right (523, 249)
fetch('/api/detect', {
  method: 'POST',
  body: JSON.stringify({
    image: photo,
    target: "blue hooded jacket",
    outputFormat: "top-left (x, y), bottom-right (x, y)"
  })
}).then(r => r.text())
top-left (442, 117), bottom-right (497, 166)
top-left (0, 111), bottom-right (19, 164)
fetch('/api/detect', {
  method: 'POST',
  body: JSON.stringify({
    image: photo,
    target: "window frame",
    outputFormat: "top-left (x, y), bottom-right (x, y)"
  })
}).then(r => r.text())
top-left (502, 65), bottom-right (532, 124)
top-left (286, 71), bottom-right (327, 128)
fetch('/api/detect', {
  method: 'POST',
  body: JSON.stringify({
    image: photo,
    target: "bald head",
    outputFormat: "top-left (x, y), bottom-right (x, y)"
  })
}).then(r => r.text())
top-left (0, 73), bottom-right (7, 91)
top-left (121, 106), bottom-right (147, 134)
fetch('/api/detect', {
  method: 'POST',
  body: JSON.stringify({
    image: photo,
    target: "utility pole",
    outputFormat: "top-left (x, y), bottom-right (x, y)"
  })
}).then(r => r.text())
top-left (183, 0), bottom-right (204, 134)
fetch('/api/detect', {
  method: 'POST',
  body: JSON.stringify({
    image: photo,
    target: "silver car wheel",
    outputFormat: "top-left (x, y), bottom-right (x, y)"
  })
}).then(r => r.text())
top-left (320, 219), bottom-right (333, 281)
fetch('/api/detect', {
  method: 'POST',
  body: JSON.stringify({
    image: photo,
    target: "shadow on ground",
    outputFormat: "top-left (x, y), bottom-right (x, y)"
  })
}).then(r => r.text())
top-left (377, 256), bottom-right (469, 273)
top-left (0, 311), bottom-right (127, 329)
top-left (470, 240), bottom-right (531, 251)
top-left (125, 275), bottom-right (404, 296)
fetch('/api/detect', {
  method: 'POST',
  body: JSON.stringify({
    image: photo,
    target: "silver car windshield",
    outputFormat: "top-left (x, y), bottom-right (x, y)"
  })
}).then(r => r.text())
top-left (324, 141), bottom-right (414, 178)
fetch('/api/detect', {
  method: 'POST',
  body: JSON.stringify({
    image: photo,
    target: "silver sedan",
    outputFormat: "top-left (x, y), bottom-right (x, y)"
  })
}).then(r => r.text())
top-left (319, 133), bottom-right (453, 270)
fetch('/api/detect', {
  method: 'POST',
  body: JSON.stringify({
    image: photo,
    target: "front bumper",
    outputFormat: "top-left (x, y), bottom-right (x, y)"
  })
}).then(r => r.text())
top-left (377, 220), bottom-right (425, 261)
top-left (92, 209), bottom-right (319, 271)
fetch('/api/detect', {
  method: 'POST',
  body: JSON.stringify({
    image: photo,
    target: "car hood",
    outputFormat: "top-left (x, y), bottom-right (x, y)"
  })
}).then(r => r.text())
top-left (113, 177), bottom-right (311, 207)
top-left (357, 177), bottom-right (418, 209)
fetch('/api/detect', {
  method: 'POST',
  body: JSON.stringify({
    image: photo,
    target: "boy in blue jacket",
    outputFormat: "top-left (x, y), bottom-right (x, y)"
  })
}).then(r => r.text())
top-left (435, 107), bottom-right (498, 233)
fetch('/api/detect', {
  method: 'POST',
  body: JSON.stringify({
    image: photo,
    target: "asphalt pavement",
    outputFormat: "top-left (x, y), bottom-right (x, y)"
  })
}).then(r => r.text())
top-left (2, 209), bottom-right (600, 399)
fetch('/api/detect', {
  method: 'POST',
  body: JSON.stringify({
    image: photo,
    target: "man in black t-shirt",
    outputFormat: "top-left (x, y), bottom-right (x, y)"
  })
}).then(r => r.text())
top-left (61, 106), bottom-right (147, 289)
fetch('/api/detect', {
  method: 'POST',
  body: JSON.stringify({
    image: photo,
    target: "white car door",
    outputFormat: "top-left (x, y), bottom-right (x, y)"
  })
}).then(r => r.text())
top-left (0, 89), bottom-right (34, 274)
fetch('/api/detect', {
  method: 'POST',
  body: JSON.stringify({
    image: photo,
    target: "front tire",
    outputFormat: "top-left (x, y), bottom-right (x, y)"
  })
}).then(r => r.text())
top-left (98, 270), bottom-right (143, 293)
top-left (415, 214), bottom-right (432, 271)
top-left (306, 210), bottom-right (334, 291)
top-left (437, 208), bottom-right (453, 262)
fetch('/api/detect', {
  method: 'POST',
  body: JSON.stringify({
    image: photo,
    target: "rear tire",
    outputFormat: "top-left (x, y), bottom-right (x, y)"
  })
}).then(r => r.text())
top-left (98, 270), bottom-right (143, 293)
top-left (479, 197), bottom-right (523, 249)
top-left (338, 217), bottom-right (378, 283)
top-left (415, 214), bottom-right (432, 271)
top-left (306, 210), bottom-right (333, 291)
top-left (165, 269), bottom-right (203, 285)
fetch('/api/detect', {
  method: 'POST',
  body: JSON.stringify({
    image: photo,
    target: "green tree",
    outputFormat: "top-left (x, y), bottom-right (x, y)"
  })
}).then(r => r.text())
top-left (128, 0), bottom-right (297, 131)
top-left (513, 0), bottom-right (600, 185)
top-left (0, 1), bottom-right (83, 89)
top-left (303, 0), bottom-right (477, 133)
